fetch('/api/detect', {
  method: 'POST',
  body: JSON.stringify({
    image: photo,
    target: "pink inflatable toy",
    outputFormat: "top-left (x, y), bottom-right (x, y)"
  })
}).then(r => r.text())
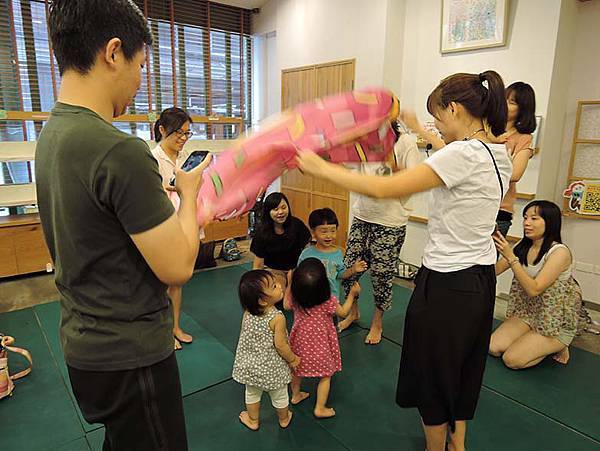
top-left (195, 87), bottom-right (399, 224)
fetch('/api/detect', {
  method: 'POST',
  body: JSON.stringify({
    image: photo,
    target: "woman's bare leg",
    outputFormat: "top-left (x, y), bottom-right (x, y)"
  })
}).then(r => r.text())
top-left (488, 317), bottom-right (530, 357)
top-left (170, 286), bottom-right (192, 343)
top-left (502, 331), bottom-right (567, 369)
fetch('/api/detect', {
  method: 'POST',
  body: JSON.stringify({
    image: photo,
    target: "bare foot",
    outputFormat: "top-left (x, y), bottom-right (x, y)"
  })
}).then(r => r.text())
top-left (174, 338), bottom-right (182, 351)
top-left (314, 406), bottom-right (336, 418)
top-left (291, 391), bottom-right (310, 405)
top-left (238, 411), bottom-right (259, 431)
top-left (279, 410), bottom-right (293, 428)
top-left (174, 329), bottom-right (193, 344)
top-left (364, 326), bottom-right (382, 345)
top-left (338, 313), bottom-right (360, 332)
top-left (552, 346), bottom-right (570, 364)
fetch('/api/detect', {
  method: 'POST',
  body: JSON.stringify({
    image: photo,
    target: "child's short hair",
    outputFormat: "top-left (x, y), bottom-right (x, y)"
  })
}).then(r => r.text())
top-left (291, 258), bottom-right (331, 309)
top-left (238, 270), bottom-right (273, 316)
top-left (308, 208), bottom-right (339, 229)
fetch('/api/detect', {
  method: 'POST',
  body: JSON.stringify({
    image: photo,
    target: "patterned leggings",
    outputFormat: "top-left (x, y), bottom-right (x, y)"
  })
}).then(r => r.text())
top-left (342, 218), bottom-right (407, 312)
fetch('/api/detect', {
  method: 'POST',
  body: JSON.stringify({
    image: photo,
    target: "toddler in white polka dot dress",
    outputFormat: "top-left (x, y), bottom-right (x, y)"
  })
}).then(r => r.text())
top-left (232, 270), bottom-right (301, 431)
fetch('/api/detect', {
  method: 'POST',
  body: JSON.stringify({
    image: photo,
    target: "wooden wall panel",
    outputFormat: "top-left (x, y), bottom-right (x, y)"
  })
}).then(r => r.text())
top-left (282, 189), bottom-right (312, 226)
top-left (281, 168), bottom-right (312, 192)
top-left (281, 67), bottom-right (316, 110)
top-left (281, 59), bottom-right (355, 247)
top-left (340, 62), bottom-right (355, 91)
top-left (311, 194), bottom-right (349, 248)
top-left (315, 64), bottom-right (342, 98)
top-left (312, 177), bottom-right (348, 199)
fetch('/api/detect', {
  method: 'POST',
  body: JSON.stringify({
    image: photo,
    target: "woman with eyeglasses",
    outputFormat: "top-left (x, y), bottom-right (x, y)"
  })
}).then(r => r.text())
top-left (152, 107), bottom-right (198, 350)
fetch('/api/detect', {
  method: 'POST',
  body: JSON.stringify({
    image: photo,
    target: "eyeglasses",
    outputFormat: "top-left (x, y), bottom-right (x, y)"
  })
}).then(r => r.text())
top-left (175, 129), bottom-right (194, 139)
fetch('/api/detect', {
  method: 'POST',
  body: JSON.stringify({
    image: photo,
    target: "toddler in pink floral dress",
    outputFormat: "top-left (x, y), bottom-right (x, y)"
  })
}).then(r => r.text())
top-left (284, 257), bottom-right (360, 418)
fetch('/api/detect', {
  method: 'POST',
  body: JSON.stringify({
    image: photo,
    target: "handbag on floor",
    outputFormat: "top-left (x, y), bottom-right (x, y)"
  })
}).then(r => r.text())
top-left (195, 241), bottom-right (217, 270)
top-left (220, 238), bottom-right (242, 262)
top-left (0, 334), bottom-right (33, 400)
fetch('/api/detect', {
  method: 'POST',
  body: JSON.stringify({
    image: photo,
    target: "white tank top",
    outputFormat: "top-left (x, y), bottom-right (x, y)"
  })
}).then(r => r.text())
top-left (523, 243), bottom-right (572, 281)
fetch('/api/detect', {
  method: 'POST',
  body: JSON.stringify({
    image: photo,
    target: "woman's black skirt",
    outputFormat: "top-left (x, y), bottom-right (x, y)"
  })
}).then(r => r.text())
top-left (396, 264), bottom-right (496, 431)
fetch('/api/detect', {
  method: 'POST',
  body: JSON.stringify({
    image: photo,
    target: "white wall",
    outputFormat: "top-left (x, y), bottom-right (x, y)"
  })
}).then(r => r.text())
top-left (254, 0), bottom-right (392, 107)
top-left (253, 0), bottom-right (600, 304)
top-left (396, 0), bottom-right (568, 296)
top-left (252, 0), bottom-right (400, 203)
top-left (554, 0), bottom-right (600, 305)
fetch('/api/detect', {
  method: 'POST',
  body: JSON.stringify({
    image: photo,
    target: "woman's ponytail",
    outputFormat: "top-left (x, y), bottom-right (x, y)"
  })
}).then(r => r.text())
top-left (479, 70), bottom-right (507, 137)
top-left (153, 118), bottom-right (163, 143)
top-left (427, 70), bottom-right (507, 137)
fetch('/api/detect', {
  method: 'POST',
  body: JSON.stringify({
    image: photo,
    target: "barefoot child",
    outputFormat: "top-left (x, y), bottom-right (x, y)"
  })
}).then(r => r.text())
top-left (285, 258), bottom-right (360, 418)
top-left (298, 207), bottom-right (367, 305)
top-left (233, 270), bottom-right (301, 430)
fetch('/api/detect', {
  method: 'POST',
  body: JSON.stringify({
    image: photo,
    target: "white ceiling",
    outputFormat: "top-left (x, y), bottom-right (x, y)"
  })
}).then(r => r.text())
top-left (210, 0), bottom-right (269, 10)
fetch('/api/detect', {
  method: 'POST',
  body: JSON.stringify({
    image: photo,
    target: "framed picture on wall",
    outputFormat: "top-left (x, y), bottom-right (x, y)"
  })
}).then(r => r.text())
top-left (440, 0), bottom-right (509, 54)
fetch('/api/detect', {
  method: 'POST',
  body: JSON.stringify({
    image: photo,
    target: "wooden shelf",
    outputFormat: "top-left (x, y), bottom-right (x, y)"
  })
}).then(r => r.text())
top-left (1, 110), bottom-right (243, 125)
top-left (0, 213), bottom-right (249, 278)
top-left (0, 213), bottom-right (41, 228)
top-left (516, 192), bottom-right (535, 200)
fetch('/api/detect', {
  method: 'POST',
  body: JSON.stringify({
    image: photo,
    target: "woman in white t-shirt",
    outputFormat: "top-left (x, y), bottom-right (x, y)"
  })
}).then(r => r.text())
top-left (297, 71), bottom-right (512, 451)
top-left (151, 107), bottom-right (197, 350)
top-left (339, 130), bottom-right (421, 345)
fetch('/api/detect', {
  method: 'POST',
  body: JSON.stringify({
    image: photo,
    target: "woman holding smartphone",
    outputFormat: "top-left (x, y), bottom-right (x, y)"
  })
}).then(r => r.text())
top-left (152, 107), bottom-right (200, 350)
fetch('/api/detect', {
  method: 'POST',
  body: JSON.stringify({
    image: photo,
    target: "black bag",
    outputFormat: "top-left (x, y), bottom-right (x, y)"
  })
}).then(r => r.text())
top-left (195, 241), bottom-right (217, 269)
top-left (247, 192), bottom-right (266, 238)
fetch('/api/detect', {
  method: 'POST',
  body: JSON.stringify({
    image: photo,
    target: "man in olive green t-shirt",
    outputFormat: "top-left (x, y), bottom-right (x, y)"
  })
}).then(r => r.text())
top-left (35, 2), bottom-right (210, 450)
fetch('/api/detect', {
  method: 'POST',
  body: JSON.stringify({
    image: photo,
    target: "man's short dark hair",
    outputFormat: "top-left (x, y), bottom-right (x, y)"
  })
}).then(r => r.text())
top-left (48, 0), bottom-right (152, 75)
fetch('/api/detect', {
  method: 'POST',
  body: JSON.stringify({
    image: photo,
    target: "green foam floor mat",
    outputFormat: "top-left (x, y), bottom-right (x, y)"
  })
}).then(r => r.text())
top-left (33, 301), bottom-right (234, 433)
top-left (0, 308), bottom-right (84, 450)
top-left (85, 380), bottom-right (348, 451)
top-left (2, 264), bottom-right (599, 450)
top-left (341, 274), bottom-right (412, 345)
top-left (483, 343), bottom-right (600, 442)
top-left (183, 265), bottom-right (248, 353)
top-left (351, 276), bottom-right (600, 443)
top-left (85, 428), bottom-right (104, 451)
top-left (183, 380), bottom-right (348, 451)
top-left (293, 332), bottom-right (599, 450)
top-left (56, 438), bottom-right (91, 451)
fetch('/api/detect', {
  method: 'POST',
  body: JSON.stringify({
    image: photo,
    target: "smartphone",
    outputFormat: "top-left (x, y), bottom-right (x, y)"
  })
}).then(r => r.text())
top-left (169, 150), bottom-right (209, 186)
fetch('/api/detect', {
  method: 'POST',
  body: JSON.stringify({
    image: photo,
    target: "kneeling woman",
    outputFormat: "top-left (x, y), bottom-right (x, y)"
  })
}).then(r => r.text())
top-left (491, 200), bottom-right (581, 368)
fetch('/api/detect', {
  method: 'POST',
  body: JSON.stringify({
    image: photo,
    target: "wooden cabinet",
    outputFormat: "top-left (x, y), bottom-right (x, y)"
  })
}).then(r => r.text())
top-left (204, 216), bottom-right (248, 242)
top-left (0, 214), bottom-right (248, 278)
top-left (0, 215), bottom-right (52, 278)
top-left (0, 227), bottom-right (19, 276)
